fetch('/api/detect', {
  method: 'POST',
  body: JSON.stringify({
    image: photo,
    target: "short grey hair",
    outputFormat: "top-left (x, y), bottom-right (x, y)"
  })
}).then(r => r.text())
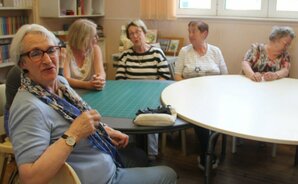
top-left (10, 24), bottom-right (59, 65)
top-left (269, 26), bottom-right (296, 41)
top-left (125, 19), bottom-right (148, 38)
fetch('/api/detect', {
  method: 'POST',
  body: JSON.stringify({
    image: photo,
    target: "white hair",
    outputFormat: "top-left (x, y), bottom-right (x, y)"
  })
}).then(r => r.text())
top-left (10, 24), bottom-right (59, 65)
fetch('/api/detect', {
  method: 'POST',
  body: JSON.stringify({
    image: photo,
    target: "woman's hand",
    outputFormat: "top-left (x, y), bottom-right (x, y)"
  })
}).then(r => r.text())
top-left (66, 110), bottom-right (101, 141)
top-left (104, 126), bottom-right (129, 149)
top-left (263, 72), bottom-right (279, 81)
top-left (249, 72), bottom-right (262, 82)
top-left (90, 74), bottom-right (106, 90)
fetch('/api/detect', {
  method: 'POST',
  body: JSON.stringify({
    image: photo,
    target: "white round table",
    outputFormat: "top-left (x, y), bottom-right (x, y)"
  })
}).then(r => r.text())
top-left (161, 75), bottom-right (298, 183)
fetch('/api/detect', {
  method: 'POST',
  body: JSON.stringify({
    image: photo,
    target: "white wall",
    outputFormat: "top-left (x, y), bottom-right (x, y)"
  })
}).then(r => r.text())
top-left (104, 0), bottom-right (298, 79)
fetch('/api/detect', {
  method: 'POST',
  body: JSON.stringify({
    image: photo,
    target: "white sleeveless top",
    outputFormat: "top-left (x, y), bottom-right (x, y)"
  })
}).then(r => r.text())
top-left (67, 46), bottom-right (95, 81)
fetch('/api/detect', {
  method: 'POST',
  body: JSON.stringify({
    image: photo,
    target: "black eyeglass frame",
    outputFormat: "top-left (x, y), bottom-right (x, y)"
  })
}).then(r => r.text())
top-left (20, 46), bottom-right (61, 62)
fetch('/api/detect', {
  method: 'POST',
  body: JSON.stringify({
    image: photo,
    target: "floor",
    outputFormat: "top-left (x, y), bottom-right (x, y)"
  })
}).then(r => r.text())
top-left (156, 128), bottom-right (298, 184)
top-left (3, 128), bottom-right (298, 184)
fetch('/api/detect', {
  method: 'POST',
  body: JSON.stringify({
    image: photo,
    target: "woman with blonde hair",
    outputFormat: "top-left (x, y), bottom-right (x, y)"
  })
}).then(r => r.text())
top-left (64, 19), bottom-right (106, 90)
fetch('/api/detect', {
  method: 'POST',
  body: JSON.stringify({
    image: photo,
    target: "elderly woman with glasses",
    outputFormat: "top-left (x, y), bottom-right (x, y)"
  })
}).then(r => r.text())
top-left (8, 24), bottom-right (177, 184)
top-left (63, 19), bottom-right (106, 90)
top-left (115, 19), bottom-right (171, 161)
top-left (242, 26), bottom-right (295, 82)
top-left (115, 19), bottom-right (171, 80)
top-left (174, 20), bottom-right (228, 171)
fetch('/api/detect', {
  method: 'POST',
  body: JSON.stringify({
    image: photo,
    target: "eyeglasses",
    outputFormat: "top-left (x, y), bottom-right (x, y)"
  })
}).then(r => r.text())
top-left (128, 29), bottom-right (143, 38)
top-left (20, 46), bottom-right (61, 63)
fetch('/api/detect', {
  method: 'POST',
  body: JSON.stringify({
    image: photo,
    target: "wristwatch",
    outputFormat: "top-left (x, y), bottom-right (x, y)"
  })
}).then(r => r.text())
top-left (62, 134), bottom-right (76, 147)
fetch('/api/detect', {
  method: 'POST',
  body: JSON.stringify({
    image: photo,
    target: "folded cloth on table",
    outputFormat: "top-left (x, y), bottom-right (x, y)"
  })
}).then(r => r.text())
top-left (133, 105), bottom-right (177, 126)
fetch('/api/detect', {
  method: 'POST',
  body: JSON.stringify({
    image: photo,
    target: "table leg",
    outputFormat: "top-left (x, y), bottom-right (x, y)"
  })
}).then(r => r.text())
top-left (221, 135), bottom-right (227, 161)
top-left (135, 134), bottom-right (148, 153)
top-left (204, 132), bottom-right (220, 184)
top-left (295, 145), bottom-right (298, 166)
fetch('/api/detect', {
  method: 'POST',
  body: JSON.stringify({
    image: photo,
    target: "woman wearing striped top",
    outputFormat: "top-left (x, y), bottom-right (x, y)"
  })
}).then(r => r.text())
top-left (116, 19), bottom-right (171, 161)
top-left (116, 20), bottom-right (171, 80)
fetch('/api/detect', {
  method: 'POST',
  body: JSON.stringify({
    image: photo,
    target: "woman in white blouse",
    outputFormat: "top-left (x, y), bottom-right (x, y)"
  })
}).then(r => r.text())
top-left (175, 21), bottom-right (228, 80)
top-left (175, 20), bottom-right (228, 171)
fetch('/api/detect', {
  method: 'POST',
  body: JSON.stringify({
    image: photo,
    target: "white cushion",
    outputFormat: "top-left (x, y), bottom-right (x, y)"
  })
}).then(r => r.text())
top-left (134, 108), bottom-right (177, 127)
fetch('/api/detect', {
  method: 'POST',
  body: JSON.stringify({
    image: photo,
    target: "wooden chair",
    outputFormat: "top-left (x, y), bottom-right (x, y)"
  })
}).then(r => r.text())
top-left (232, 136), bottom-right (277, 157)
top-left (0, 137), bottom-right (13, 184)
top-left (0, 84), bottom-right (80, 183)
top-left (0, 84), bottom-right (6, 136)
top-left (0, 84), bottom-right (14, 183)
top-left (49, 163), bottom-right (81, 184)
top-left (158, 37), bottom-right (184, 56)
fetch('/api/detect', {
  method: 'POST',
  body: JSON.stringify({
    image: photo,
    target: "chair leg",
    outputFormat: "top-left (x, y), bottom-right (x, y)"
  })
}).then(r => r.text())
top-left (221, 135), bottom-right (227, 160)
top-left (0, 153), bottom-right (9, 184)
top-left (181, 130), bottom-right (187, 156)
top-left (272, 144), bottom-right (277, 157)
top-left (161, 133), bottom-right (167, 154)
top-left (232, 137), bottom-right (237, 153)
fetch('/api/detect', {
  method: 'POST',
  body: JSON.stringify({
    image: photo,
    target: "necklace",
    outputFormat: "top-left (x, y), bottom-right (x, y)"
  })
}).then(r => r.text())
top-left (137, 55), bottom-right (145, 64)
top-left (134, 44), bottom-right (150, 64)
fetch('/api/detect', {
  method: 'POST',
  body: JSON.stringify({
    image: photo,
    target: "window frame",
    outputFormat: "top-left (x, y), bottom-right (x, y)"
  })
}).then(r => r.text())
top-left (217, 0), bottom-right (269, 18)
top-left (176, 0), bottom-right (298, 20)
top-left (176, 0), bottom-right (217, 17)
top-left (268, 0), bottom-right (298, 18)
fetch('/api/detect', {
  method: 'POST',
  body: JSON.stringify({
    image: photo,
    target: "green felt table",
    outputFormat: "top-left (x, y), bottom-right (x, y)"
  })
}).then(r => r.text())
top-left (78, 80), bottom-right (191, 134)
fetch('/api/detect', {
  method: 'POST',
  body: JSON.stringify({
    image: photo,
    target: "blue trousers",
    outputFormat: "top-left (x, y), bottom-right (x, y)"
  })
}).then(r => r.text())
top-left (112, 165), bottom-right (177, 184)
top-left (4, 109), bottom-right (9, 136)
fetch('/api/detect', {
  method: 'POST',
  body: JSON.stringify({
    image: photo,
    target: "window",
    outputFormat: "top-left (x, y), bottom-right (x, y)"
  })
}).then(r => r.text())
top-left (177, 0), bottom-right (298, 19)
top-left (269, 0), bottom-right (298, 18)
top-left (176, 0), bottom-right (217, 16)
top-left (179, 0), bottom-right (211, 9)
top-left (218, 0), bottom-right (268, 17)
top-left (225, 0), bottom-right (262, 10)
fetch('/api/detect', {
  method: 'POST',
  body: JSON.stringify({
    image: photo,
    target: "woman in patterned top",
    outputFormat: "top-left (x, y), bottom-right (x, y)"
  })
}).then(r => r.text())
top-left (242, 26), bottom-right (295, 82)
top-left (64, 19), bottom-right (106, 90)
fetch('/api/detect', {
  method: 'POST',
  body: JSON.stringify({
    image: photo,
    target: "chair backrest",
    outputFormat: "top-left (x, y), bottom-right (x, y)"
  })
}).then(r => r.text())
top-left (0, 84), bottom-right (6, 136)
top-left (49, 163), bottom-right (81, 184)
top-left (0, 84), bottom-right (5, 116)
top-left (167, 57), bottom-right (177, 80)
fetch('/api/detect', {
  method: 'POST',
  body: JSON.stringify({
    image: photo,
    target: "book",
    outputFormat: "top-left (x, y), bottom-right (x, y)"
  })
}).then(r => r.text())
top-left (77, 0), bottom-right (82, 15)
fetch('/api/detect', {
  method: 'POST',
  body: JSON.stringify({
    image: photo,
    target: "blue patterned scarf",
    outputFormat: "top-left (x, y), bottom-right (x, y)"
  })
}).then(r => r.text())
top-left (20, 73), bottom-right (123, 167)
